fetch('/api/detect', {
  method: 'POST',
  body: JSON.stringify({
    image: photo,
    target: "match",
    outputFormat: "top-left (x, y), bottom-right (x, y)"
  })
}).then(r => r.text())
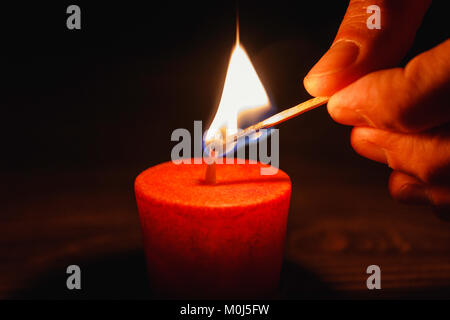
top-left (205, 96), bottom-right (329, 155)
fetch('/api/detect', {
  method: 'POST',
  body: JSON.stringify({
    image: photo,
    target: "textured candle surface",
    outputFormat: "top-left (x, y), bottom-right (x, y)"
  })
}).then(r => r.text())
top-left (135, 159), bottom-right (291, 298)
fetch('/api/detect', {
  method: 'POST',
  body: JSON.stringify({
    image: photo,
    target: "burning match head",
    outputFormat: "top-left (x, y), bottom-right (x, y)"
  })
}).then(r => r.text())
top-left (204, 138), bottom-right (226, 157)
top-left (204, 134), bottom-right (238, 158)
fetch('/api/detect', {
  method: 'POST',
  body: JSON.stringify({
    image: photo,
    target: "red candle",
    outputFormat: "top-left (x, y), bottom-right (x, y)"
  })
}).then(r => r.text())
top-left (135, 159), bottom-right (291, 298)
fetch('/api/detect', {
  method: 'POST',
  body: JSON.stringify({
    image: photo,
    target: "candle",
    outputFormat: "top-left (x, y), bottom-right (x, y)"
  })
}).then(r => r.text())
top-left (135, 23), bottom-right (290, 298)
top-left (135, 159), bottom-right (291, 298)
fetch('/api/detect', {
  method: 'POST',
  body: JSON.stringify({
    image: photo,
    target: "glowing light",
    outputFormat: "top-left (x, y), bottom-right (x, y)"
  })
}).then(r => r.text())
top-left (205, 41), bottom-right (270, 142)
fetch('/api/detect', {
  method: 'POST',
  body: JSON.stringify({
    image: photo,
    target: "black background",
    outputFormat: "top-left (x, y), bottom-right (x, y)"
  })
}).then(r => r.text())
top-left (1, 1), bottom-right (446, 173)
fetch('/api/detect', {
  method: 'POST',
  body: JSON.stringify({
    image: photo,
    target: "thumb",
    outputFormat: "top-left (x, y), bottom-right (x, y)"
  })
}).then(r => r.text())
top-left (304, 0), bottom-right (431, 97)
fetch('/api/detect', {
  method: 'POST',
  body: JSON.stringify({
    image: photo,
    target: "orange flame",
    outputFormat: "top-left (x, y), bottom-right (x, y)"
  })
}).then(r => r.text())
top-left (205, 34), bottom-right (270, 143)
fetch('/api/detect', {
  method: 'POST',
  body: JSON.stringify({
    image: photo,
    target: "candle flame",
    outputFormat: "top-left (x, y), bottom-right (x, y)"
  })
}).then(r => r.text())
top-left (205, 38), bottom-right (270, 144)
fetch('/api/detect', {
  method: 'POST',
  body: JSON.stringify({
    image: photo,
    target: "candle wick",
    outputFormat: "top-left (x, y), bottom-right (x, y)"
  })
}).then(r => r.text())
top-left (205, 149), bottom-right (217, 185)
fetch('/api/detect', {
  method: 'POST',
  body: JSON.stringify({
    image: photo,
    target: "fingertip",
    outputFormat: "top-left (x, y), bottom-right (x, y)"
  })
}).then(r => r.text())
top-left (350, 126), bottom-right (378, 143)
top-left (306, 40), bottom-right (360, 78)
top-left (303, 40), bottom-right (361, 97)
top-left (351, 126), bottom-right (388, 146)
top-left (326, 97), bottom-right (345, 123)
top-left (350, 127), bottom-right (388, 164)
top-left (303, 75), bottom-right (330, 97)
top-left (302, 76), bottom-right (318, 97)
top-left (327, 92), bottom-right (370, 126)
top-left (303, 73), bottom-right (350, 97)
top-left (327, 93), bottom-right (342, 120)
top-left (389, 171), bottom-right (429, 205)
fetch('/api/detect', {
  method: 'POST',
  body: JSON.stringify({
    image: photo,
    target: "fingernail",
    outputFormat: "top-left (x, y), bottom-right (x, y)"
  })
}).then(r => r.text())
top-left (397, 183), bottom-right (429, 205)
top-left (306, 40), bottom-right (360, 77)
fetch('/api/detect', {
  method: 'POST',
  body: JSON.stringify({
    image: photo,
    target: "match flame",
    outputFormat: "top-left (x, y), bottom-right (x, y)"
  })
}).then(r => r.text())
top-left (205, 37), bottom-right (270, 143)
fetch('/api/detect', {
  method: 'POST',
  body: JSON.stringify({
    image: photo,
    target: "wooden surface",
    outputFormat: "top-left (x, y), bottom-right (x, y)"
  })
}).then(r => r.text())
top-left (2, 156), bottom-right (450, 299)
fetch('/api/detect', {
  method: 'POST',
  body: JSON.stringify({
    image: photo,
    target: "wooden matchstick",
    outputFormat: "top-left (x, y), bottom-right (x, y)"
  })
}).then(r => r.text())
top-left (205, 96), bottom-right (329, 153)
top-left (257, 96), bottom-right (329, 128)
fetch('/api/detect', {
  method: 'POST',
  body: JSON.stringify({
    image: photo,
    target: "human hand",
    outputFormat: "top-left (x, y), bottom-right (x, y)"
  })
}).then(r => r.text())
top-left (303, 0), bottom-right (450, 214)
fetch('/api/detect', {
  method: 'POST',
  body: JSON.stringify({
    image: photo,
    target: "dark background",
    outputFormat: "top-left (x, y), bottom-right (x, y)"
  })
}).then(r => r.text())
top-left (1, 1), bottom-right (450, 299)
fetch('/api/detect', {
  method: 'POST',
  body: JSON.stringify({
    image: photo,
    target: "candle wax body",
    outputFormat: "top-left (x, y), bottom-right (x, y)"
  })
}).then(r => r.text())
top-left (135, 159), bottom-right (291, 298)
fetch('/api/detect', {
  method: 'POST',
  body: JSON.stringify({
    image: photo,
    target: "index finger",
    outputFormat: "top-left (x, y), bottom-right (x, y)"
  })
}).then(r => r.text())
top-left (328, 40), bottom-right (450, 133)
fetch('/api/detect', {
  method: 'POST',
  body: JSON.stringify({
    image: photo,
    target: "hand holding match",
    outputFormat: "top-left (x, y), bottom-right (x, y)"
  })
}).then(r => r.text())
top-left (302, 0), bottom-right (450, 213)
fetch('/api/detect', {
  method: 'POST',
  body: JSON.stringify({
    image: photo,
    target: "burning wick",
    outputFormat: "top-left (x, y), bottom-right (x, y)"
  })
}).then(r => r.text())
top-left (205, 149), bottom-right (217, 184)
top-left (203, 16), bottom-right (328, 183)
